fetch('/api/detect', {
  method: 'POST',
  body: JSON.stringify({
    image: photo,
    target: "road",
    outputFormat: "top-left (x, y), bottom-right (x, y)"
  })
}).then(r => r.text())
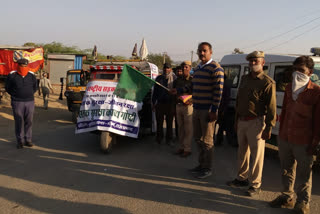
top-left (0, 92), bottom-right (319, 214)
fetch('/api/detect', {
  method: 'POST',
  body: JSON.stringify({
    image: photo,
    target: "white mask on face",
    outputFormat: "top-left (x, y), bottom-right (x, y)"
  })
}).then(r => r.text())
top-left (292, 71), bottom-right (310, 101)
top-left (251, 64), bottom-right (262, 72)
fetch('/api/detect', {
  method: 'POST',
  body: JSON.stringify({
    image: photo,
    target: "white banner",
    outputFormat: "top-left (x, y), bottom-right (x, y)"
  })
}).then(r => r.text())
top-left (75, 80), bottom-right (142, 138)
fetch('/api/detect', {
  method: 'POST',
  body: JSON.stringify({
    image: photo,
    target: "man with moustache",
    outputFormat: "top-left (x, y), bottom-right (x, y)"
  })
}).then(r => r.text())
top-left (269, 56), bottom-right (320, 214)
top-left (5, 58), bottom-right (38, 149)
top-left (227, 51), bottom-right (276, 196)
top-left (186, 42), bottom-right (225, 178)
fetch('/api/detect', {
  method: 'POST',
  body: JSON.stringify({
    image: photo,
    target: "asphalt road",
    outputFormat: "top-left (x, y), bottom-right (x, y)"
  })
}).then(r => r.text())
top-left (0, 101), bottom-right (319, 214)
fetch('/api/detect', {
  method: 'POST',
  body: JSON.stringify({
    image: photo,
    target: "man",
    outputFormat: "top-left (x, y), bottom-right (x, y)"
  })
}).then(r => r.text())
top-left (227, 51), bottom-right (276, 196)
top-left (39, 72), bottom-right (54, 110)
top-left (5, 58), bottom-right (37, 149)
top-left (269, 56), bottom-right (320, 214)
top-left (152, 62), bottom-right (176, 145)
top-left (186, 42), bottom-right (224, 179)
top-left (215, 75), bottom-right (238, 147)
top-left (173, 61), bottom-right (193, 157)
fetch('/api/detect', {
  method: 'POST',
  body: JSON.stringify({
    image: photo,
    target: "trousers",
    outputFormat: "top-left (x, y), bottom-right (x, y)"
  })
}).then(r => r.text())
top-left (278, 137), bottom-right (314, 203)
top-left (193, 109), bottom-right (215, 169)
top-left (236, 117), bottom-right (265, 188)
top-left (11, 100), bottom-right (35, 143)
top-left (176, 104), bottom-right (193, 152)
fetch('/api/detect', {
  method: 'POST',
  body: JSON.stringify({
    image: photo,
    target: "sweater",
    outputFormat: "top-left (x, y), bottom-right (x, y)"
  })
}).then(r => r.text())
top-left (5, 71), bottom-right (38, 102)
top-left (192, 61), bottom-right (224, 112)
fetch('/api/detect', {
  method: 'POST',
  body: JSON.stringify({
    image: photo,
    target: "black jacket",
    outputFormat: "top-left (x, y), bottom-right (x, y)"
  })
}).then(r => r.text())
top-left (152, 75), bottom-right (175, 105)
top-left (5, 71), bottom-right (38, 102)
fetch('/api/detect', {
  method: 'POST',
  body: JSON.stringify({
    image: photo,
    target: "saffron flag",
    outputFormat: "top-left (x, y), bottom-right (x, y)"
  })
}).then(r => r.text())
top-left (114, 64), bottom-right (156, 102)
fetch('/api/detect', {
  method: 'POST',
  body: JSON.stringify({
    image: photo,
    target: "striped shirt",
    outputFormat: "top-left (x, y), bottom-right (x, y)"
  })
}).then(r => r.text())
top-left (192, 60), bottom-right (224, 112)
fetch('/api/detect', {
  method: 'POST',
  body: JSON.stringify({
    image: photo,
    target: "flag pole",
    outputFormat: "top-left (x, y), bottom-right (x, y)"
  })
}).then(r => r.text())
top-left (155, 81), bottom-right (170, 91)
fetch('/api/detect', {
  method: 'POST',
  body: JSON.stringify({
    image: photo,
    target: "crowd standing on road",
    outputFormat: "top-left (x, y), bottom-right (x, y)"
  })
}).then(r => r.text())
top-left (4, 42), bottom-right (320, 214)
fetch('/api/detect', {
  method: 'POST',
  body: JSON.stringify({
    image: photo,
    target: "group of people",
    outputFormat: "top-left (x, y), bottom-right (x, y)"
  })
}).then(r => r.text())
top-left (5, 58), bottom-right (53, 148)
top-left (4, 42), bottom-right (320, 214)
top-left (152, 42), bottom-right (320, 214)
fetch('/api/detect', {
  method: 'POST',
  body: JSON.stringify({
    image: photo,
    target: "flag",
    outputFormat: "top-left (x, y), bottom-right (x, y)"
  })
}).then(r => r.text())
top-left (132, 43), bottom-right (138, 57)
top-left (114, 64), bottom-right (156, 102)
top-left (139, 38), bottom-right (148, 60)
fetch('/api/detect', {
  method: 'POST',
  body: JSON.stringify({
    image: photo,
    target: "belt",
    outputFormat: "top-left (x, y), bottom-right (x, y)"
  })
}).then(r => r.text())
top-left (239, 116), bottom-right (257, 121)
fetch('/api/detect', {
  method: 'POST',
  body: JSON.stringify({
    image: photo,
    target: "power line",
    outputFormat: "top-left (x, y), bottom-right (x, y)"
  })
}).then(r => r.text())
top-left (265, 22), bottom-right (320, 51)
top-left (242, 15), bottom-right (320, 50)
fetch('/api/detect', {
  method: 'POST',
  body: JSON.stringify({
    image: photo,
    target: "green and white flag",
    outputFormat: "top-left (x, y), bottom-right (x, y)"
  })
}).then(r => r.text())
top-left (114, 64), bottom-right (156, 102)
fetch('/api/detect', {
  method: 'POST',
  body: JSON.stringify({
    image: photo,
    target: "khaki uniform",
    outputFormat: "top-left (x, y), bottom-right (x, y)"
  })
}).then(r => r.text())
top-left (235, 72), bottom-right (276, 188)
top-left (174, 75), bottom-right (193, 152)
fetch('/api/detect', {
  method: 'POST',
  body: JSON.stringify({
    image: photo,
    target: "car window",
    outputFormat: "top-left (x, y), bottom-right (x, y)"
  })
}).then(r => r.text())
top-left (222, 65), bottom-right (240, 88)
top-left (311, 63), bottom-right (320, 86)
top-left (274, 65), bottom-right (293, 92)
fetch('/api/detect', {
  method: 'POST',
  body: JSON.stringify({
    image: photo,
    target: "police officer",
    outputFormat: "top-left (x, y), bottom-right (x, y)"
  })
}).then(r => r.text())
top-left (5, 58), bottom-right (37, 149)
top-left (227, 51), bottom-right (276, 196)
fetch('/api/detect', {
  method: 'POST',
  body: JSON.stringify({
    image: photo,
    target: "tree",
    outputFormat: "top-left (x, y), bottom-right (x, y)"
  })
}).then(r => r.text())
top-left (148, 53), bottom-right (172, 69)
top-left (233, 48), bottom-right (244, 54)
top-left (23, 42), bottom-right (37, 47)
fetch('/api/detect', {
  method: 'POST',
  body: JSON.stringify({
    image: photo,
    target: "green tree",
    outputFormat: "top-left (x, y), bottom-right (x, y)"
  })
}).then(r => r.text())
top-left (23, 42), bottom-right (37, 47)
top-left (148, 53), bottom-right (172, 69)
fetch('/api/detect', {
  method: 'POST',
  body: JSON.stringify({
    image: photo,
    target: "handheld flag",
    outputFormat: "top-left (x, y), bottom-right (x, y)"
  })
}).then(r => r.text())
top-left (114, 64), bottom-right (156, 102)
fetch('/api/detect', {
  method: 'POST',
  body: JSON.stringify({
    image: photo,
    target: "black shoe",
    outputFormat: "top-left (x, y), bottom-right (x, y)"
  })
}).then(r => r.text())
top-left (25, 141), bottom-right (34, 147)
top-left (189, 165), bottom-right (203, 174)
top-left (246, 186), bottom-right (261, 197)
top-left (269, 195), bottom-right (294, 208)
top-left (16, 143), bottom-right (23, 149)
top-left (227, 178), bottom-right (249, 187)
top-left (195, 168), bottom-right (212, 179)
top-left (180, 151), bottom-right (191, 158)
top-left (174, 149), bottom-right (184, 155)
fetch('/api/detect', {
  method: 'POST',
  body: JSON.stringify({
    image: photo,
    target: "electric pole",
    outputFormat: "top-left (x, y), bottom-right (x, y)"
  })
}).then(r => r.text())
top-left (163, 52), bottom-right (167, 64)
top-left (191, 50), bottom-right (194, 64)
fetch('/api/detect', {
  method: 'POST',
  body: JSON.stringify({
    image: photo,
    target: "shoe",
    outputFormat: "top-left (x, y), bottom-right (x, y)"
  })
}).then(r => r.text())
top-left (174, 149), bottom-right (184, 155)
top-left (227, 179), bottom-right (249, 188)
top-left (294, 201), bottom-right (310, 214)
top-left (16, 143), bottom-right (23, 149)
top-left (25, 141), bottom-right (34, 147)
top-left (180, 151), bottom-right (191, 158)
top-left (195, 168), bottom-right (212, 179)
top-left (246, 186), bottom-right (261, 197)
top-left (189, 165), bottom-right (203, 174)
top-left (269, 195), bottom-right (294, 208)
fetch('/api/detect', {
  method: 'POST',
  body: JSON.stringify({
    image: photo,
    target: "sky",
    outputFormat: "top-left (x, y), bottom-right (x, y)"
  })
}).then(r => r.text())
top-left (1, 0), bottom-right (320, 62)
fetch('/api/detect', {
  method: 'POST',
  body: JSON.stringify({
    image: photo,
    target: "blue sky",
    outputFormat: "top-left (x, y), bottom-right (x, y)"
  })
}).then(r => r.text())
top-left (1, 0), bottom-right (320, 61)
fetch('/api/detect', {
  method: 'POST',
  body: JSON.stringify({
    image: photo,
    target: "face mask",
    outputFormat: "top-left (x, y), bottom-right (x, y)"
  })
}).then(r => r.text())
top-left (292, 71), bottom-right (309, 82)
top-left (251, 64), bottom-right (262, 73)
top-left (17, 66), bottom-right (29, 77)
top-left (292, 71), bottom-right (310, 101)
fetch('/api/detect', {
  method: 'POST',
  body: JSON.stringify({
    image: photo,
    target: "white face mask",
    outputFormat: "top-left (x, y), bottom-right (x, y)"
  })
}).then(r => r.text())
top-left (292, 71), bottom-right (310, 101)
top-left (251, 64), bottom-right (262, 73)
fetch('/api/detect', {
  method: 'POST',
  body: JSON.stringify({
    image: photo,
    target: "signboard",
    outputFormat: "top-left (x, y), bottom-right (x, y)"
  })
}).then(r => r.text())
top-left (75, 80), bottom-right (142, 138)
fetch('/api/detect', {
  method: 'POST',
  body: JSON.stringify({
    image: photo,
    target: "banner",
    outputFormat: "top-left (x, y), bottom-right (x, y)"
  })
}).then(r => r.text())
top-left (0, 47), bottom-right (44, 75)
top-left (76, 80), bottom-right (142, 138)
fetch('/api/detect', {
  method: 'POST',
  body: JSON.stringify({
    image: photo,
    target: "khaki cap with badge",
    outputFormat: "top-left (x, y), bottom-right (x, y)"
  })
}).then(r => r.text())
top-left (246, 51), bottom-right (265, 61)
top-left (182, 60), bottom-right (192, 66)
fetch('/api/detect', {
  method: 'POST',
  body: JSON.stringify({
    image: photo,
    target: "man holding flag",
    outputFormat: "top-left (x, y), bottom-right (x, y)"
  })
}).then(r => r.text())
top-left (152, 62), bottom-right (177, 145)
